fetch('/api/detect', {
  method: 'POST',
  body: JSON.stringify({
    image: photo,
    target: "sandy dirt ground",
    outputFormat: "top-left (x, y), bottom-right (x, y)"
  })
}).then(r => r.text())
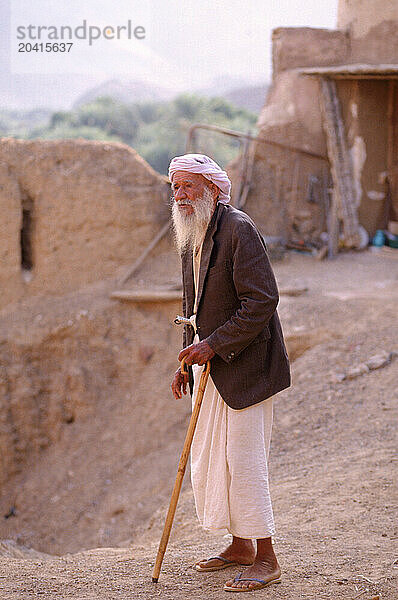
top-left (0, 248), bottom-right (397, 599)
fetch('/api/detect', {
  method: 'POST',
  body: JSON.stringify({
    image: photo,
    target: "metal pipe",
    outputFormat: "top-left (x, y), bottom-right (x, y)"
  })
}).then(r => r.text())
top-left (186, 123), bottom-right (328, 161)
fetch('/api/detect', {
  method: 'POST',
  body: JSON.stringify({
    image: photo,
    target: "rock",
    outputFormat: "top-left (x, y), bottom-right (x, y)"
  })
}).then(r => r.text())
top-left (338, 351), bottom-right (396, 382)
top-left (366, 351), bottom-right (393, 371)
top-left (334, 372), bottom-right (346, 383)
top-left (345, 363), bottom-right (370, 380)
top-left (279, 286), bottom-right (308, 297)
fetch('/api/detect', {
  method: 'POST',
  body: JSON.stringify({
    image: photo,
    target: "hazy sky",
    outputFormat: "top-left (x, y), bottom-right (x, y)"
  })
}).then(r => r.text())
top-left (1, 0), bottom-right (338, 107)
top-left (149, 0), bottom-right (339, 86)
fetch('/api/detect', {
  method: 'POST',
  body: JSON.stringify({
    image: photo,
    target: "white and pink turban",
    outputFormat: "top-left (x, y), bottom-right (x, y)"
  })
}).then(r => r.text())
top-left (168, 153), bottom-right (231, 203)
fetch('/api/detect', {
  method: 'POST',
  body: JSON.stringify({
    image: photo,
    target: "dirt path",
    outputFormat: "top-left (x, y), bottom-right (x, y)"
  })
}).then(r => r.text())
top-left (0, 249), bottom-right (397, 599)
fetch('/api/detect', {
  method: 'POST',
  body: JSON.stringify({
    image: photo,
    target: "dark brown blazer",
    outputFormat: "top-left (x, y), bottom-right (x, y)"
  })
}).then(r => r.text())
top-left (181, 201), bottom-right (291, 410)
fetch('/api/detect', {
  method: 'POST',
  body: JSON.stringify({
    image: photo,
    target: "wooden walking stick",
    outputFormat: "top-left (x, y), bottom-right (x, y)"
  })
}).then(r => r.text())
top-left (152, 357), bottom-right (211, 583)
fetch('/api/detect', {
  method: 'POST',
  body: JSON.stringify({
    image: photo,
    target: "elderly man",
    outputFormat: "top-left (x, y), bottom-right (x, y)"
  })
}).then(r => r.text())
top-left (169, 153), bottom-right (290, 593)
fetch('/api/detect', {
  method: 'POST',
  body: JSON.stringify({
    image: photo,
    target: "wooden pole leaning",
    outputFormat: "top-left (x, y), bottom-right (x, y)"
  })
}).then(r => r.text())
top-left (152, 357), bottom-right (211, 583)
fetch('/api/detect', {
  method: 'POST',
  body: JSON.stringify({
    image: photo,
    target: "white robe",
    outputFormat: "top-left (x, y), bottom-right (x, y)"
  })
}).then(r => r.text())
top-left (190, 243), bottom-right (275, 539)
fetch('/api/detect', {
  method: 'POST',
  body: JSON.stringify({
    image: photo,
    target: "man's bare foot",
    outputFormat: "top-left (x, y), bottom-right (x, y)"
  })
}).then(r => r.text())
top-left (224, 537), bottom-right (281, 591)
top-left (195, 537), bottom-right (255, 571)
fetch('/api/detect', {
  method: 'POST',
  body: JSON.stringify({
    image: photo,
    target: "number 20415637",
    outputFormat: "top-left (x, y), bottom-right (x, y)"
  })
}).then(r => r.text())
top-left (18, 42), bottom-right (73, 52)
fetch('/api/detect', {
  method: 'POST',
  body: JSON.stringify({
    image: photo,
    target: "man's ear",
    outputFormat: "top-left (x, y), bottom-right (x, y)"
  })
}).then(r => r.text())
top-left (209, 182), bottom-right (219, 201)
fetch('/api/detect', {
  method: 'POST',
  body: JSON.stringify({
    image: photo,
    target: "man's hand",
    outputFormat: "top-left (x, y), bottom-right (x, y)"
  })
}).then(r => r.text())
top-left (178, 340), bottom-right (215, 366)
top-left (172, 341), bottom-right (215, 399)
top-left (171, 367), bottom-right (189, 400)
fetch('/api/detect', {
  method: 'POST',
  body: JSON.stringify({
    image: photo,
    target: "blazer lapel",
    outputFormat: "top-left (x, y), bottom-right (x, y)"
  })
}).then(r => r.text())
top-left (195, 202), bottom-right (223, 312)
top-left (182, 247), bottom-right (194, 316)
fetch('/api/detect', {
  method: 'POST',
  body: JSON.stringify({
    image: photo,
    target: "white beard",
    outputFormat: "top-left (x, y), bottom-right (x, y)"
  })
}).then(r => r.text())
top-left (171, 188), bottom-right (215, 255)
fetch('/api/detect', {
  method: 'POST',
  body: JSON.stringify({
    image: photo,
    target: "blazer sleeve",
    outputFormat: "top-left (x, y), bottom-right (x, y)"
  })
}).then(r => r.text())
top-left (205, 218), bottom-right (279, 363)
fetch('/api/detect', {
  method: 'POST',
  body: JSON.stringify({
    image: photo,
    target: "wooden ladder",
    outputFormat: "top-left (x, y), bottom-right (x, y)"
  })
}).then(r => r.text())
top-left (320, 78), bottom-right (360, 252)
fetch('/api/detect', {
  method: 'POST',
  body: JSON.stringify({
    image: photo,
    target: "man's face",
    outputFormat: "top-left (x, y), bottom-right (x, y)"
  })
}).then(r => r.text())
top-left (171, 171), bottom-right (216, 216)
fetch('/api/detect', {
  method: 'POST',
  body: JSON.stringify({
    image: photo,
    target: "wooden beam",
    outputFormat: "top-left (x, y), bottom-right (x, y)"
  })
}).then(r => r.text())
top-left (320, 78), bottom-right (361, 250)
top-left (110, 289), bottom-right (181, 302)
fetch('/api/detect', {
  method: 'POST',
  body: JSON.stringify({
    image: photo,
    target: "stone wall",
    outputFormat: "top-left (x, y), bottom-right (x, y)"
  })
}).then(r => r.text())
top-left (247, 5), bottom-right (398, 242)
top-left (337, 0), bottom-right (398, 37)
top-left (272, 27), bottom-right (349, 75)
top-left (0, 139), bottom-right (170, 311)
top-left (350, 21), bottom-right (398, 65)
top-left (273, 0), bottom-right (398, 69)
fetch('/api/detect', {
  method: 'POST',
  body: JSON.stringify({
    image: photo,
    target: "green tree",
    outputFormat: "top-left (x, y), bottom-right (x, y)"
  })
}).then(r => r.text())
top-left (3, 93), bottom-right (258, 174)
